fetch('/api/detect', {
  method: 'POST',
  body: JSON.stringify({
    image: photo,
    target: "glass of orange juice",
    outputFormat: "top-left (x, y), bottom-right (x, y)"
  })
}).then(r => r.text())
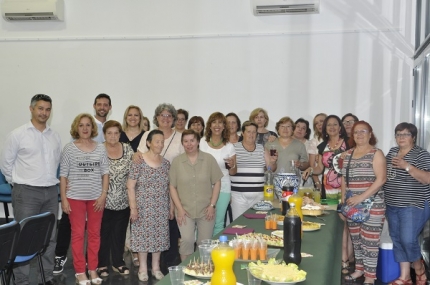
top-left (250, 240), bottom-right (259, 260)
top-left (231, 240), bottom-right (241, 260)
top-left (242, 241), bottom-right (250, 260)
top-left (259, 240), bottom-right (267, 260)
top-left (271, 215), bottom-right (278, 229)
top-left (265, 215), bottom-right (272, 230)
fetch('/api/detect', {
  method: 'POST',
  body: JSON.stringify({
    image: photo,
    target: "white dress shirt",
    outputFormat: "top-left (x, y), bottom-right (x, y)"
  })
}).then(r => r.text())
top-left (94, 116), bottom-right (105, 143)
top-left (0, 121), bottom-right (62, 186)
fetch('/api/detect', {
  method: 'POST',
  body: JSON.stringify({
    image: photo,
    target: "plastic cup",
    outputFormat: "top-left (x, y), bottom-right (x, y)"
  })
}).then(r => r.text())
top-left (265, 215), bottom-right (271, 230)
top-left (201, 239), bottom-right (213, 245)
top-left (313, 190), bottom-right (321, 203)
top-left (270, 215), bottom-right (277, 230)
top-left (232, 240), bottom-right (242, 259)
top-left (259, 240), bottom-right (267, 260)
top-left (198, 244), bottom-right (213, 264)
top-left (250, 240), bottom-right (259, 260)
top-left (242, 241), bottom-right (250, 260)
top-left (247, 267), bottom-right (263, 285)
top-left (168, 266), bottom-right (185, 285)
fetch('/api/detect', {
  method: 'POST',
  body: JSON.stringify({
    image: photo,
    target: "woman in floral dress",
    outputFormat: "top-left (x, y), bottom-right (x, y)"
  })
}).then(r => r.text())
top-left (127, 129), bottom-right (171, 282)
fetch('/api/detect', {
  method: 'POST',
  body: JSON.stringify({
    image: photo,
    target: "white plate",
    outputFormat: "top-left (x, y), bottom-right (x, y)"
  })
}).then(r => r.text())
top-left (303, 227), bottom-right (320, 232)
top-left (252, 205), bottom-right (274, 211)
top-left (184, 269), bottom-right (212, 279)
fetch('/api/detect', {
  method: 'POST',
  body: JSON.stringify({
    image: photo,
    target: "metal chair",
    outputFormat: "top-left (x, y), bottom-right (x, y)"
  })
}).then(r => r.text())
top-left (0, 220), bottom-right (20, 285)
top-left (0, 171), bottom-right (12, 224)
top-left (8, 212), bottom-right (55, 285)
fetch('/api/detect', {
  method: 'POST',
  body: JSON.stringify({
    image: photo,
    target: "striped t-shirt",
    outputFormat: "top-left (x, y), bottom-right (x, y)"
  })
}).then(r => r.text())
top-left (383, 145), bottom-right (430, 209)
top-left (230, 143), bottom-right (265, 192)
top-left (60, 142), bottom-right (109, 200)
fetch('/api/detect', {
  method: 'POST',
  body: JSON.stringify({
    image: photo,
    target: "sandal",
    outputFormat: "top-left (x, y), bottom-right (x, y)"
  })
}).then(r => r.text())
top-left (75, 273), bottom-right (90, 285)
top-left (97, 268), bottom-right (109, 277)
top-left (415, 261), bottom-right (427, 285)
top-left (138, 271), bottom-right (148, 282)
top-left (389, 279), bottom-right (413, 285)
top-left (128, 248), bottom-right (140, 267)
top-left (112, 266), bottom-right (129, 275)
top-left (152, 270), bottom-right (164, 280)
top-left (88, 270), bottom-right (102, 285)
top-left (344, 271), bottom-right (364, 282)
top-left (341, 260), bottom-right (349, 274)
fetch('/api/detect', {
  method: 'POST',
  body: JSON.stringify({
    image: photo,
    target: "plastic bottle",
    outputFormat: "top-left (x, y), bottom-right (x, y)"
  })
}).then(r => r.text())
top-left (211, 235), bottom-right (236, 285)
top-left (288, 187), bottom-right (303, 221)
top-left (263, 167), bottom-right (274, 201)
top-left (283, 203), bottom-right (302, 265)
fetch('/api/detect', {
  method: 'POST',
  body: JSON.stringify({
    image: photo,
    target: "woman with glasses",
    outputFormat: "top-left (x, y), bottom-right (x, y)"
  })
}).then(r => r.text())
top-left (383, 122), bottom-right (430, 285)
top-left (175, 109), bottom-right (189, 133)
top-left (266, 116), bottom-right (309, 174)
top-left (341, 113), bottom-right (359, 140)
top-left (340, 121), bottom-right (386, 285)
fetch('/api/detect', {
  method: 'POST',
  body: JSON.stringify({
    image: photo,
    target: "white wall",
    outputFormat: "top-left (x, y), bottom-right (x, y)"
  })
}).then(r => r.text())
top-left (0, 0), bottom-right (416, 217)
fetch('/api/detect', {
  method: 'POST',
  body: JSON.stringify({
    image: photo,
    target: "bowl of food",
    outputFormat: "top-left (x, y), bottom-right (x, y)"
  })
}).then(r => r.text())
top-left (248, 259), bottom-right (306, 285)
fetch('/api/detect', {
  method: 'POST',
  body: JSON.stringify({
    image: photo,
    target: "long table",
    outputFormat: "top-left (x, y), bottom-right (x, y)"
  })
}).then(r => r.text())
top-left (157, 207), bottom-right (343, 285)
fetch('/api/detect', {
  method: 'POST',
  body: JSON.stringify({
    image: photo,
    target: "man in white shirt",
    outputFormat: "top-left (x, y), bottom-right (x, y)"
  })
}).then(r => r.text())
top-left (0, 94), bottom-right (62, 285)
top-left (53, 93), bottom-right (112, 274)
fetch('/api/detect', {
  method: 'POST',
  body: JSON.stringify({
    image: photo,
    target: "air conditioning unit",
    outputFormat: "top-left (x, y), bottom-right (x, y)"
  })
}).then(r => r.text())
top-left (253, 0), bottom-right (319, 16)
top-left (1, 0), bottom-right (64, 21)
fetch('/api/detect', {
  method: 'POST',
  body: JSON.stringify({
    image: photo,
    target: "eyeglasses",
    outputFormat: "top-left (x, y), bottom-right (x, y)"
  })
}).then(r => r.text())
top-left (159, 114), bottom-right (172, 119)
top-left (279, 125), bottom-right (292, 129)
top-left (353, 129), bottom-right (369, 135)
top-left (327, 123), bottom-right (339, 127)
top-left (343, 120), bottom-right (356, 125)
top-left (395, 133), bottom-right (412, 138)
top-left (177, 118), bottom-right (185, 122)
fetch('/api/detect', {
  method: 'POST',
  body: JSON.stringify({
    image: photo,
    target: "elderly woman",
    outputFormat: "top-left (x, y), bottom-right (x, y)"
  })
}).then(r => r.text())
top-left (175, 109), bottom-right (189, 133)
top-left (120, 105), bottom-right (146, 152)
top-left (200, 112), bottom-right (237, 235)
top-left (383, 123), bottom-right (430, 285)
top-left (265, 116), bottom-right (309, 174)
top-left (303, 114), bottom-right (352, 274)
top-left (340, 121), bottom-right (386, 285)
top-left (60, 113), bottom-right (109, 285)
top-left (226, 112), bottom-right (242, 144)
top-left (169, 130), bottom-right (223, 261)
top-left (128, 130), bottom-right (171, 281)
top-left (136, 103), bottom-right (184, 269)
top-left (293, 118), bottom-right (317, 187)
top-left (187, 116), bottom-right (205, 137)
top-left (249, 108), bottom-right (277, 146)
top-left (342, 113), bottom-right (359, 140)
top-left (231, 121), bottom-right (277, 220)
top-left (98, 120), bottom-right (133, 277)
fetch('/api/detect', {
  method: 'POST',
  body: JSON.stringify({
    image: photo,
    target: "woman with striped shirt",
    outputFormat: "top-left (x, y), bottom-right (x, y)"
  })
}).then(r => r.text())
top-left (230, 121), bottom-right (277, 220)
top-left (383, 123), bottom-right (430, 285)
top-left (60, 113), bottom-right (109, 285)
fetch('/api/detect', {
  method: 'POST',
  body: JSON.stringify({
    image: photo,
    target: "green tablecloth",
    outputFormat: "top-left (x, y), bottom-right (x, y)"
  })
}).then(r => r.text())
top-left (158, 208), bottom-right (343, 285)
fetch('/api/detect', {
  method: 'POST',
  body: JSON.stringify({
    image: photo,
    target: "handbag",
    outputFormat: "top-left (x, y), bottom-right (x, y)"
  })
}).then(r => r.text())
top-left (340, 149), bottom-right (376, 223)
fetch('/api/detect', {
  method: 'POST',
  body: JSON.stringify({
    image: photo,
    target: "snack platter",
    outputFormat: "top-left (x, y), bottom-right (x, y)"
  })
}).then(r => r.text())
top-left (234, 233), bottom-right (283, 247)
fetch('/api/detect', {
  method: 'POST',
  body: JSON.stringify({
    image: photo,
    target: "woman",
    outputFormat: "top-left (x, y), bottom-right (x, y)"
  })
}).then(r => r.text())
top-left (383, 123), bottom-right (430, 285)
top-left (309, 113), bottom-right (327, 189)
top-left (169, 130), bottom-right (223, 260)
top-left (175, 109), bottom-right (189, 133)
top-left (230, 121), bottom-right (277, 220)
top-left (226, 112), bottom-right (242, 144)
top-left (265, 116), bottom-right (309, 174)
top-left (136, 103), bottom-right (184, 269)
top-left (98, 120), bottom-right (133, 277)
top-left (293, 118), bottom-right (317, 187)
top-left (249, 108), bottom-right (277, 146)
top-left (142, 116), bottom-right (150, 132)
top-left (60, 113), bottom-right (109, 285)
top-left (303, 114), bottom-right (352, 274)
top-left (342, 113), bottom-right (359, 140)
top-left (120, 105), bottom-right (146, 152)
top-left (340, 121), bottom-right (386, 285)
top-left (187, 116), bottom-right (205, 137)
top-left (200, 112), bottom-right (237, 235)
top-left (128, 130), bottom-right (171, 282)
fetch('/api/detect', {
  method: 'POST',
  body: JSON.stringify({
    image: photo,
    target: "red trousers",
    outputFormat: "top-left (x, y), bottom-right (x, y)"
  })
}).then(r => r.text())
top-left (68, 198), bottom-right (103, 273)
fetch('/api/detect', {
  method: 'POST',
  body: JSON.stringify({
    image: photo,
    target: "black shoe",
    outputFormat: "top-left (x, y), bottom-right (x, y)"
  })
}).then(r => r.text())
top-left (53, 255), bottom-right (67, 274)
top-left (38, 279), bottom-right (58, 285)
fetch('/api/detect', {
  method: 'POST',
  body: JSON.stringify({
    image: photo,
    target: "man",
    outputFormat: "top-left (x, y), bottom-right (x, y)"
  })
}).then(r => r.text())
top-left (0, 94), bottom-right (62, 285)
top-left (53, 93), bottom-right (111, 274)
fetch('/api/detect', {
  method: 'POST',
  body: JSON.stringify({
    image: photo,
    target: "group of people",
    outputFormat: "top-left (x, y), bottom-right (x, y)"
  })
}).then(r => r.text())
top-left (0, 94), bottom-right (429, 285)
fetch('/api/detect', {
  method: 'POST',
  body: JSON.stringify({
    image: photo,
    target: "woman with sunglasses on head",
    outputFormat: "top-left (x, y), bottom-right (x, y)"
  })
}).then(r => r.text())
top-left (341, 113), bottom-right (359, 141)
top-left (383, 122), bottom-right (430, 285)
top-left (340, 121), bottom-right (386, 285)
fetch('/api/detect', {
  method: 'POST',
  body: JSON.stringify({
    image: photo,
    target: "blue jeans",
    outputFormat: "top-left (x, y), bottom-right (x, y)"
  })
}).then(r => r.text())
top-left (386, 201), bottom-right (430, 262)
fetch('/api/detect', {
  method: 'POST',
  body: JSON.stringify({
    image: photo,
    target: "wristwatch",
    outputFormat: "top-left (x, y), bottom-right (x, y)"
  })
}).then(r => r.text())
top-left (210, 203), bottom-right (216, 208)
top-left (405, 164), bottom-right (411, 172)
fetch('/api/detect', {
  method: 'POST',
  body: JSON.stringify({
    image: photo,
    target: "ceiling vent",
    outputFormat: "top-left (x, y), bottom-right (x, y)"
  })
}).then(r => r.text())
top-left (1, 0), bottom-right (64, 21)
top-left (253, 0), bottom-right (320, 16)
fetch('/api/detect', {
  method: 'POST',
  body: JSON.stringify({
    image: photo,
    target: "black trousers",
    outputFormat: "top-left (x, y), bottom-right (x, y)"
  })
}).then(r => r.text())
top-left (161, 218), bottom-right (180, 267)
top-left (55, 212), bottom-right (71, 257)
top-left (98, 207), bottom-right (130, 268)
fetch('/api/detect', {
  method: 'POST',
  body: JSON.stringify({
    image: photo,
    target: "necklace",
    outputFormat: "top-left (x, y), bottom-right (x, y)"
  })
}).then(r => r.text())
top-left (210, 137), bottom-right (223, 147)
top-left (328, 138), bottom-right (342, 151)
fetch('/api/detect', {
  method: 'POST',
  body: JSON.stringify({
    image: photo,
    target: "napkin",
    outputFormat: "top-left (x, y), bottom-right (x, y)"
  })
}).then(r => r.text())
top-left (223, 227), bottom-right (254, 235)
top-left (243, 213), bottom-right (266, 219)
